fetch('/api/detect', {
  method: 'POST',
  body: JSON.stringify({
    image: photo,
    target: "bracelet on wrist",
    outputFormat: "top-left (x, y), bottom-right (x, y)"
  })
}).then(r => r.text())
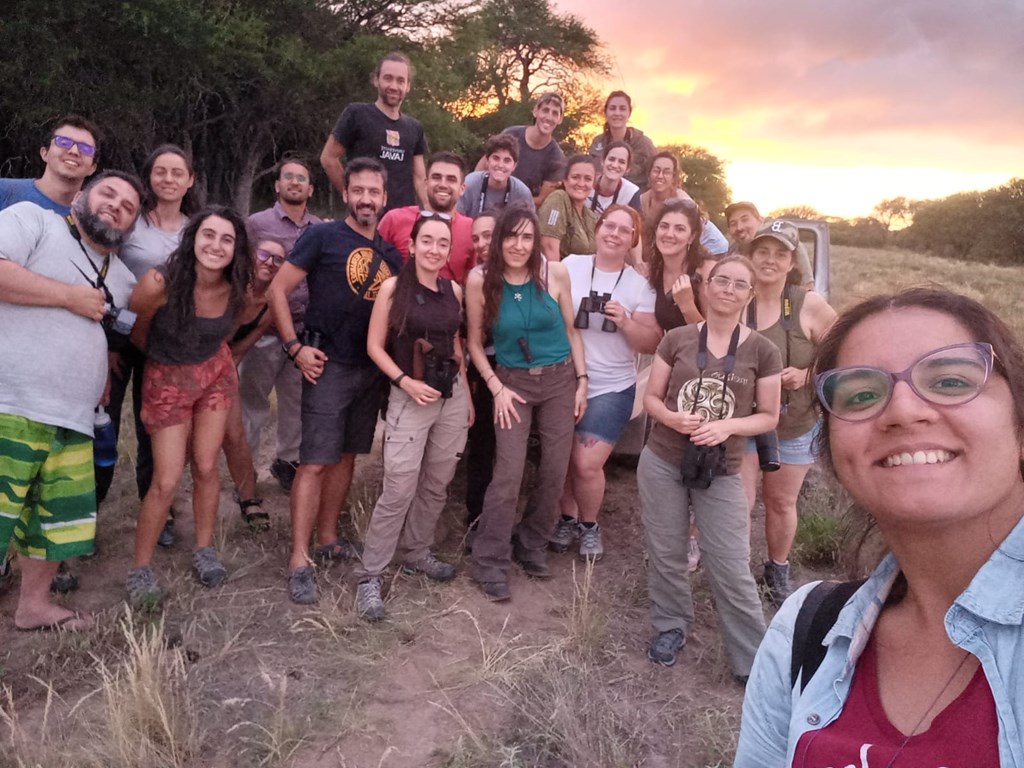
top-left (576, 373), bottom-right (589, 380)
top-left (282, 337), bottom-right (300, 350)
top-left (492, 385), bottom-right (505, 398)
top-left (484, 373), bottom-right (496, 385)
top-left (391, 373), bottom-right (407, 387)
top-left (287, 344), bottom-right (303, 362)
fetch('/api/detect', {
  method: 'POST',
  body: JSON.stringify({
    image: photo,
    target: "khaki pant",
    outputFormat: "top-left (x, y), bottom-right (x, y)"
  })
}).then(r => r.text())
top-left (470, 361), bottom-right (576, 583)
top-left (638, 447), bottom-right (766, 677)
top-left (356, 380), bottom-right (469, 578)
top-left (238, 336), bottom-right (302, 463)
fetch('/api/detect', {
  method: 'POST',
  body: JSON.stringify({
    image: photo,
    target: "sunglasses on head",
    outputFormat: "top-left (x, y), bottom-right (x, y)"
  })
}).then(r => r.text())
top-left (664, 197), bottom-right (699, 210)
top-left (256, 248), bottom-right (286, 266)
top-left (418, 210), bottom-right (452, 223)
top-left (53, 135), bottom-right (96, 157)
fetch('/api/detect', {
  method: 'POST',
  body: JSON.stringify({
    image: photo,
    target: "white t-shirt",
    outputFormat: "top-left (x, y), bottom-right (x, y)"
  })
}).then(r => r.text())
top-left (119, 214), bottom-right (186, 280)
top-left (563, 254), bottom-right (656, 397)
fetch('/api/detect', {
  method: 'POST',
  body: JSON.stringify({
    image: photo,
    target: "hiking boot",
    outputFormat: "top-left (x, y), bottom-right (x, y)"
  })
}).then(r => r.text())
top-left (578, 523), bottom-right (604, 561)
top-left (126, 565), bottom-right (162, 611)
top-left (402, 553), bottom-right (456, 582)
top-left (50, 562), bottom-right (80, 593)
top-left (763, 560), bottom-right (792, 608)
top-left (687, 536), bottom-right (701, 573)
top-left (356, 577), bottom-right (385, 622)
top-left (548, 516), bottom-right (579, 553)
top-left (647, 628), bottom-right (686, 667)
top-left (192, 547), bottom-right (227, 588)
top-left (288, 566), bottom-right (317, 605)
top-left (157, 518), bottom-right (176, 549)
top-left (478, 580), bottom-right (511, 602)
top-left (270, 458), bottom-right (299, 493)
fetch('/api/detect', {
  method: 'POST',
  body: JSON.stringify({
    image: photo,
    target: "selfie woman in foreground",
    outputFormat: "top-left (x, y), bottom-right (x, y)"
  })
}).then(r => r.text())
top-left (736, 288), bottom-right (1023, 767)
top-left (638, 255), bottom-right (781, 673)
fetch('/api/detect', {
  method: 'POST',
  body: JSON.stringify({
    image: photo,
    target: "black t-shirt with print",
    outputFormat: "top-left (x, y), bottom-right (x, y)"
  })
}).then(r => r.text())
top-left (288, 220), bottom-right (402, 365)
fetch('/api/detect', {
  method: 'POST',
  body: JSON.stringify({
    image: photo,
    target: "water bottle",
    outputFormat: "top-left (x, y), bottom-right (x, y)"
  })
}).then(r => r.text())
top-left (93, 407), bottom-right (118, 467)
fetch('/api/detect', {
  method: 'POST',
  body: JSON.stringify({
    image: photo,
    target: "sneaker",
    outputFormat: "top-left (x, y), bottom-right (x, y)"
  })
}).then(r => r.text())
top-left (687, 536), bottom-right (701, 573)
top-left (356, 577), bottom-right (385, 621)
top-left (192, 547), bottom-right (227, 588)
top-left (156, 518), bottom-right (176, 549)
top-left (478, 580), bottom-right (511, 602)
top-left (578, 523), bottom-right (604, 561)
top-left (548, 516), bottom-right (579, 553)
top-left (287, 566), bottom-right (317, 605)
top-left (50, 562), bottom-right (80, 594)
top-left (402, 553), bottom-right (456, 582)
top-left (763, 560), bottom-right (792, 608)
top-left (270, 459), bottom-right (299, 493)
top-left (647, 628), bottom-right (686, 667)
top-left (126, 565), bottom-right (163, 611)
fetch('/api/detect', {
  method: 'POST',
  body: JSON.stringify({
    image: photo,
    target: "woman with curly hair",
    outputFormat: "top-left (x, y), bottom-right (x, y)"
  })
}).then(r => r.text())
top-left (125, 206), bottom-right (252, 608)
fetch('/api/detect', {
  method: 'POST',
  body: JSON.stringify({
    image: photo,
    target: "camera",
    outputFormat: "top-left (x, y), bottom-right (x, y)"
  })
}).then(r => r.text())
top-left (300, 328), bottom-right (325, 349)
top-left (102, 304), bottom-right (136, 337)
top-left (680, 440), bottom-right (725, 490)
top-left (754, 431), bottom-right (782, 472)
top-left (413, 339), bottom-right (456, 399)
top-left (574, 291), bottom-right (616, 333)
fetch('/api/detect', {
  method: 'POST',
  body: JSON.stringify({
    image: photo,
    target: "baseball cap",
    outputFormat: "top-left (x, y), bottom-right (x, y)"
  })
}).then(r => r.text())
top-left (724, 201), bottom-right (761, 221)
top-left (751, 219), bottom-right (800, 251)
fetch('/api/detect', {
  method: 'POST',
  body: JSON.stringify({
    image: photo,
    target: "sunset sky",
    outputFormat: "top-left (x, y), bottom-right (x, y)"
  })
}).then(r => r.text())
top-left (557, 0), bottom-right (1024, 218)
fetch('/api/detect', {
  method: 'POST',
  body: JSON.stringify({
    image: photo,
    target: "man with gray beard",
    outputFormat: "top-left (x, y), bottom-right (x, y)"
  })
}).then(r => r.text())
top-left (0, 170), bottom-right (141, 630)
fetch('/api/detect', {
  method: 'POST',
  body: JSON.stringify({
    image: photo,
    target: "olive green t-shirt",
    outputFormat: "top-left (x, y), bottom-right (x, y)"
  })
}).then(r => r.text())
top-left (538, 190), bottom-right (597, 259)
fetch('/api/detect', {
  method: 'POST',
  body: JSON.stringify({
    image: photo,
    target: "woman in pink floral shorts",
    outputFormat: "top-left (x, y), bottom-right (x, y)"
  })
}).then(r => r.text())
top-left (125, 206), bottom-right (252, 608)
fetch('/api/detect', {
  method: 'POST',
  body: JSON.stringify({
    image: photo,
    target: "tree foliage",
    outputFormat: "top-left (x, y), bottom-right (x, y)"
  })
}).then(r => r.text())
top-left (659, 144), bottom-right (731, 220)
top-left (768, 205), bottom-right (822, 221)
top-left (873, 196), bottom-right (913, 231)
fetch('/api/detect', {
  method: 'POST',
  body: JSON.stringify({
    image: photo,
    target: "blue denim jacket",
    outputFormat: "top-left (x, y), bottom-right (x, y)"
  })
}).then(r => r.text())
top-left (735, 514), bottom-right (1024, 767)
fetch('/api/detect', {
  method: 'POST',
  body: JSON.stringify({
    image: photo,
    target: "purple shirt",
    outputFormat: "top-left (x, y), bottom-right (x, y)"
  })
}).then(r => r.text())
top-left (248, 202), bottom-right (322, 335)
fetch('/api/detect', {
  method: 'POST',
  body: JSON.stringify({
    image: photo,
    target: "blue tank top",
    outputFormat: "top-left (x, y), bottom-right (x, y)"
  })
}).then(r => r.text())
top-left (492, 279), bottom-right (570, 368)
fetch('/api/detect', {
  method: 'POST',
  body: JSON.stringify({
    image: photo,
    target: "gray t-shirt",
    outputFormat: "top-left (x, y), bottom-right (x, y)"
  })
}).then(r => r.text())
top-left (502, 125), bottom-right (565, 197)
top-left (457, 171), bottom-right (535, 218)
top-left (118, 215), bottom-right (186, 280)
top-left (0, 203), bottom-right (136, 435)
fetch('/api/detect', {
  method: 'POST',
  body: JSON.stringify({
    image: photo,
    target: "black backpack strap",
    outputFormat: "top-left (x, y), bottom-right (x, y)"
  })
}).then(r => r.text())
top-left (791, 579), bottom-right (866, 693)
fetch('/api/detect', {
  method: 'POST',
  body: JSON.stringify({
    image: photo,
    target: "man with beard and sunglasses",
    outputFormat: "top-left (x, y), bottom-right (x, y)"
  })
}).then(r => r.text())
top-left (0, 171), bottom-right (142, 630)
top-left (267, 158), bottom-right (402, 605)
top-left (0, 115), bottom-right (101, 216)
top-left (245, 158), bottom-right (322, 492)
top-left (320, 52), bottom-right (428, 213)
top-left (378, 151), bottom-right (475, 283)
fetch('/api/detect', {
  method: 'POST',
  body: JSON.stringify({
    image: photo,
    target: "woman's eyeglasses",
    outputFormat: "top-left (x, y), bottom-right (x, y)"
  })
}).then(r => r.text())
top-left (708, 275), bottom-right (752, 292)
top-left (256, 249), bottom-right (286, 266)
top-left (815, 342), bottom-right (995, 422)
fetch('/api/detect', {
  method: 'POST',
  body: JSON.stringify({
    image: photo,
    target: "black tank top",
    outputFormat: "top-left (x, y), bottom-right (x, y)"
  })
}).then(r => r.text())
top-left (388, 278), bottom-right (461, 375)
top-left (147, 265), bottom-right (235, 364)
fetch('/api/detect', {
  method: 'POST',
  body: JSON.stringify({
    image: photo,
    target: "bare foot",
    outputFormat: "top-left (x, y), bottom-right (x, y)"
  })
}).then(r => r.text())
top-left (14, 604), bottom-right (95, 632)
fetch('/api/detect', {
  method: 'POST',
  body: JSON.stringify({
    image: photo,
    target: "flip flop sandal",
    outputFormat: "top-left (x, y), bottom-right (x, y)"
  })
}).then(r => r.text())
top-left (238, 498), bottom-right (270, 532)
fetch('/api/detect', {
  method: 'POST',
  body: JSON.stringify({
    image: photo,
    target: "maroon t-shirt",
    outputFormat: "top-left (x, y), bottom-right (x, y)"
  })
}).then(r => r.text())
top-left (793, 638), bottom-right (999, 767)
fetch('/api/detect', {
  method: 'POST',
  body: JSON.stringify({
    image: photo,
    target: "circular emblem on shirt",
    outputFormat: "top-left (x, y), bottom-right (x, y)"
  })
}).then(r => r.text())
top-left (346, 247), bottom-right (393, 300)
top-left (677, 376), bottom-right (736, 421)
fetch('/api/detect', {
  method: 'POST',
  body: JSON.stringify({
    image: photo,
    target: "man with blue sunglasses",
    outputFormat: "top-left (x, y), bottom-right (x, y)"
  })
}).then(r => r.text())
top-left (0, 115), bottom-right (101, 216)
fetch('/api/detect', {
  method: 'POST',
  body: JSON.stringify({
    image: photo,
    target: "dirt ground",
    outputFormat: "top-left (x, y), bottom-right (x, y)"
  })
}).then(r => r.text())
top-left (0, 411), bottom-right (795, 768)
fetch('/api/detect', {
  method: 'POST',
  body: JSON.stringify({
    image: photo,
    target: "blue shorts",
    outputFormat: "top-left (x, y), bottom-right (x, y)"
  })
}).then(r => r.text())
top-left (575, 385), bottom-right (636, 445)
top-left (745, 421), bottom-right (820, 466)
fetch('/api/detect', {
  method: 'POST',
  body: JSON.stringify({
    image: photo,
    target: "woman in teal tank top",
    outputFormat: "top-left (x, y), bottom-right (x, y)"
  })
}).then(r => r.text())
top-left (465, 204), bottom-right (588, 602)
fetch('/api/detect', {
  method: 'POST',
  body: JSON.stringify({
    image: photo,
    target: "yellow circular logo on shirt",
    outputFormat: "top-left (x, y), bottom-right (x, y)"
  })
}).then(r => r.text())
top-left (346, 247), bottom-right (393, 300)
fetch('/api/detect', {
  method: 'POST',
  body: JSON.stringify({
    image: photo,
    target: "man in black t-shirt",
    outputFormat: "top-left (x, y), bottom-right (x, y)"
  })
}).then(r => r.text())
top-left (320, 52), bottom-right (428, 211)
top-left (267, 157), bottom-right (403, 605)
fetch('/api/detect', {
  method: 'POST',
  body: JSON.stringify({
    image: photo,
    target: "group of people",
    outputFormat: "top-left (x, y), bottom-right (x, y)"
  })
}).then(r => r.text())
top-left (4, 49), bottom-right (1024, 763)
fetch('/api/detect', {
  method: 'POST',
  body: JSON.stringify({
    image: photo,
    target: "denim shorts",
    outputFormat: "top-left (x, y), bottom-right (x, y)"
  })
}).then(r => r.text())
top-left (745, 421), bottom-right (820, 466)
top-left (575, 385), bottom-right (636, 445)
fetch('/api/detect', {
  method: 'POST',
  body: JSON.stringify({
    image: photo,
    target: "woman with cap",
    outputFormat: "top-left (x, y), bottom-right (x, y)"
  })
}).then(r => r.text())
top-left (740, 220), bottom-right (836, 607)
top-left (588, 91), bottom-right (657, 189)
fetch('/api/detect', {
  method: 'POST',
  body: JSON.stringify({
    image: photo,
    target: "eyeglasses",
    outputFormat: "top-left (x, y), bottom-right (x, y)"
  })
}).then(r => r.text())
top-left (815, 342), bottom-right (995, 422)
top-left (53, 135), bottom-right (96, 157)
top-left (650, 168), bottom-right (674, 177)
top-left (600, 222), bottom-right (634, 236)
top-left (708, 275), bottom-right (752, 292)
top-left (281, 172), bottom-right (308, 183)
top-left (418, 210), bottom-right (452, 222)
top-left (256, 248), bottom-right (286, 266)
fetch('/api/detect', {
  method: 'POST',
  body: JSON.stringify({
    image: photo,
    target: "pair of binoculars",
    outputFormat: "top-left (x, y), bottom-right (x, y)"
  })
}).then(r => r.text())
top-left (574, 291), bottom-right (616, 333)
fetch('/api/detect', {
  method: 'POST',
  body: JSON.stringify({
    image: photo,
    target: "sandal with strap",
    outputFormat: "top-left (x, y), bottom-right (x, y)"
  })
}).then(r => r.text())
top-left (238, 498), bottom-right (270, 532)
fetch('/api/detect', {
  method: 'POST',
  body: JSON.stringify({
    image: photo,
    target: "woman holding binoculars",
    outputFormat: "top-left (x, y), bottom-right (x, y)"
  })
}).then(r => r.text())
top-left (739, 221), bottom-right (836, 607)
top-left (466, 204), bottom-right (587, 603)
top-left (553, 205), bottom-right (661, 560)
top-left (638, 254), bottom-right (781, 673)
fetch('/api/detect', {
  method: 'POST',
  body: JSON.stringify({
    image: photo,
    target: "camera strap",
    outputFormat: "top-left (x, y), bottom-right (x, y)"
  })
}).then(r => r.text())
top-left (747, 284), bottom-right (794, 406)
top-left (355, 232), bottom-right (387, 300)
top-left (478, 173), bottom-right (511, 214)
top-left (691, 322), bottom-right (740, 421)
top-left (65, 215), bottom-right (114, 305)
top-left (585, 257), bottom-right (626, 310)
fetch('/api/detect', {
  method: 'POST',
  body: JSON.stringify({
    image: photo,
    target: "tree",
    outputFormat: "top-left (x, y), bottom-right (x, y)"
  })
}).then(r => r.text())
top-left (768, 205), bottom-right (822, 220)
top-left (873, 196), bottom-right (913, 231)
top-left (658, 144), bottom-right (731, 220)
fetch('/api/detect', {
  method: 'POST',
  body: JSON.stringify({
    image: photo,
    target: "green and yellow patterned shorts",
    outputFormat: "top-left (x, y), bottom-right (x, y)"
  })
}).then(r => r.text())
top-left (0, 413), bottom-right (97, 560)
